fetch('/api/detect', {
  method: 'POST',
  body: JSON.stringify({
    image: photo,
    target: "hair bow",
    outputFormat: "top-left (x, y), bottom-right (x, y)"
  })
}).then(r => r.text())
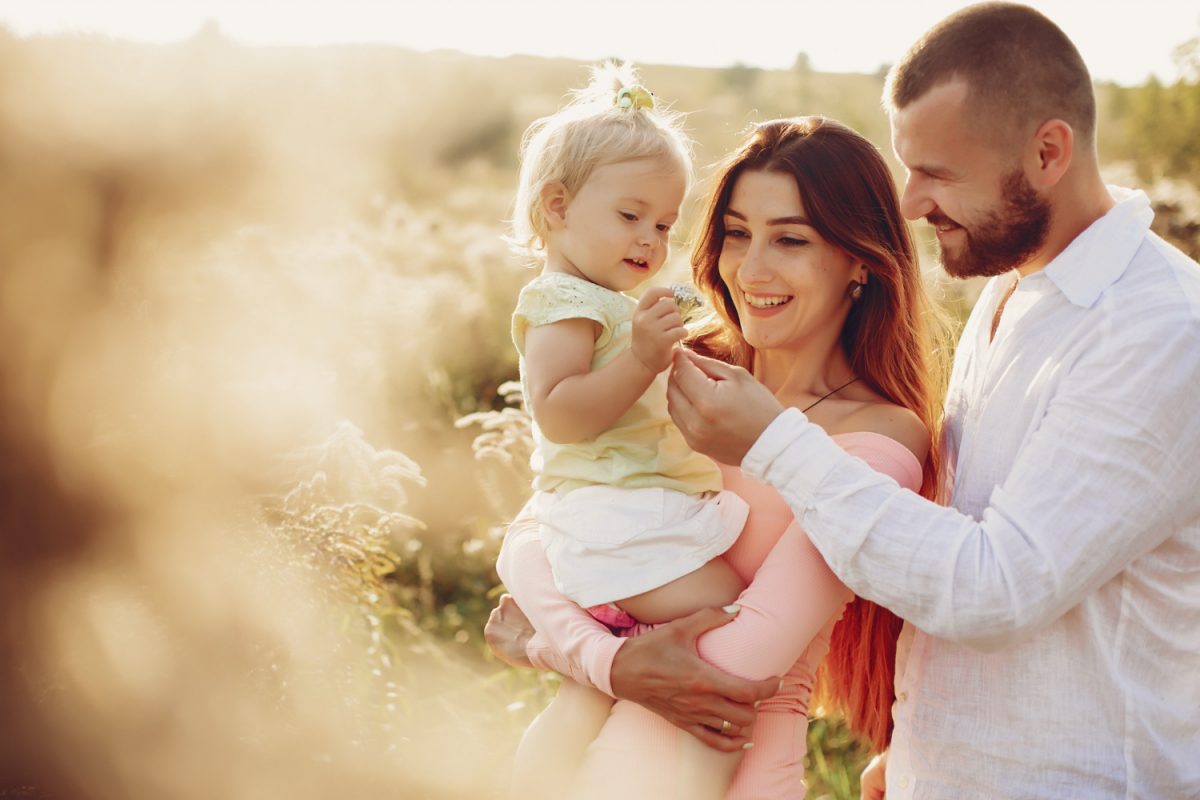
top-left (615, 85), bottom-right (655, 111)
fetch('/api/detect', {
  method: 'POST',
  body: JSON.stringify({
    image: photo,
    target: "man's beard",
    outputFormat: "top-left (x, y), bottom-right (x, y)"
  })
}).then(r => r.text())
top-left (933, 170), bottom-right (1051, 279)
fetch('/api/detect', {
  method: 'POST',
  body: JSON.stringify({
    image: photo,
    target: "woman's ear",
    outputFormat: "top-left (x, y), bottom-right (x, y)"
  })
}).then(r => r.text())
top-left (541, 182), bottom-right (570, 229)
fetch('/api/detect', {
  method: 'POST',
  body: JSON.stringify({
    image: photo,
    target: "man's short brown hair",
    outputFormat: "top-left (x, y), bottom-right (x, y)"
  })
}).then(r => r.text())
top-left (885, 2), bottom-right (1095, 147)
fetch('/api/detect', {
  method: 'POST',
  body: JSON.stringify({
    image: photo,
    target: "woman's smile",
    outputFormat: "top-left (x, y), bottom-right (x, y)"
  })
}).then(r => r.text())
top-left (741, 291), bottom-right (794, 314)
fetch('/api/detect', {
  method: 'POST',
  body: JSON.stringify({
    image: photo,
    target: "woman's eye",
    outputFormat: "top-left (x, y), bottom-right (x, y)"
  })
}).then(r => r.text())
top-left (779, 236), bottom-right (808, 247)
top-left (724, 229), bottom-right (748, 240)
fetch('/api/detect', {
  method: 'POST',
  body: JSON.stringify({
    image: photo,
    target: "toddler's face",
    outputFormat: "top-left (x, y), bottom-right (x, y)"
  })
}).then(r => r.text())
top-left (548, 157), bottom-right (686, 293)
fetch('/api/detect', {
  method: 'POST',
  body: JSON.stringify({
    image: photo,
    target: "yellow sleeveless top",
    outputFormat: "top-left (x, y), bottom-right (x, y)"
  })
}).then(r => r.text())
top-left (512, 273), bottom-right (722, 495)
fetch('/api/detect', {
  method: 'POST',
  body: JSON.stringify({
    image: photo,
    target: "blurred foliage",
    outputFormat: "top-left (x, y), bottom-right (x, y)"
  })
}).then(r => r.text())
top-left (1105, 37), bottom-right (1200, 187)
top-left (256, 420), bottom-right (553, 796)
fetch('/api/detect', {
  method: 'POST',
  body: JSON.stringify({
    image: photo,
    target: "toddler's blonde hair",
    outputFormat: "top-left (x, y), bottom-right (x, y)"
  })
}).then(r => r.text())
top-left (509, 62), bottom-right (691, 259)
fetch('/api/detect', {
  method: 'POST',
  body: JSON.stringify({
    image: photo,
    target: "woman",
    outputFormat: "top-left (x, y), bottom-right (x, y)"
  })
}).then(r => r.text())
top-left (490, 117), bottom-right (948, 799)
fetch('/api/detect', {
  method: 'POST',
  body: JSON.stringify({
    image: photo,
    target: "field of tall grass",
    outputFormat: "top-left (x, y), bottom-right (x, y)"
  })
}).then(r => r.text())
top-left (1, 27), bottom-right (1197, 799)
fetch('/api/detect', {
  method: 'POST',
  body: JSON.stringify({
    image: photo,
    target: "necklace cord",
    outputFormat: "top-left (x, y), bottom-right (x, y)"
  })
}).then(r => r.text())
top-left (801, 376), bottom-right (859, 414)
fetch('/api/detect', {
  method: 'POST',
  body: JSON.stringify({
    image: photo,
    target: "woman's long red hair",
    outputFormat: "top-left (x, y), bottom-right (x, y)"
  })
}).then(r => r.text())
top-left (687, 117), bottom-right (951, 752)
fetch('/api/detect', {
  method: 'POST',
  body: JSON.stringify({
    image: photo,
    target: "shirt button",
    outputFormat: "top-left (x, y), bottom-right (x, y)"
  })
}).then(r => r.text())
top-left (898, 776), bottom-right (910, 789)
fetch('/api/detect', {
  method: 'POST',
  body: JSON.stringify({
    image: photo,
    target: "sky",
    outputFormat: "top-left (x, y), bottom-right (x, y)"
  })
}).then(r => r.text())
top-left (2, 0), bottom-right (1198, 86)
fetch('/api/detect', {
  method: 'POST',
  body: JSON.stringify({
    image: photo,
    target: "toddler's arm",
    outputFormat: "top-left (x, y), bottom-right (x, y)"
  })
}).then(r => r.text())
top-left (525, 288), bottom-right (684, 443)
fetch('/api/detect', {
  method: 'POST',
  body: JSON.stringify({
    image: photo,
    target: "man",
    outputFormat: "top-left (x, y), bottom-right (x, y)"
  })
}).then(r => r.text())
top-left (663, 3), bottom-right (1200, 798)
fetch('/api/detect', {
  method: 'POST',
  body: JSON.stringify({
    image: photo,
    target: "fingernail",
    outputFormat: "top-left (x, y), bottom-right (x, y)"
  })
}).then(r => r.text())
top-left (722, 604), bottom-right (741, 614)
top-left (778, 678), bottom-right (786, 692)
top-left (753, 700), bottom-right (761, 709)
top-left (742, 742), bottom-right (755, 750)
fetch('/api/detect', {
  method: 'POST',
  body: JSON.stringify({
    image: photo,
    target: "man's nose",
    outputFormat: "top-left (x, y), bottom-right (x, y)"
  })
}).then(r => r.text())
top-left (899, 175), bottom-right (935, 222)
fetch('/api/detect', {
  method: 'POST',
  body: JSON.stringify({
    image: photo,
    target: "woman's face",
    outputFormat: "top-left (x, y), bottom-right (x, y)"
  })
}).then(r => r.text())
top-left (717, 169), bottom-right (866, 353)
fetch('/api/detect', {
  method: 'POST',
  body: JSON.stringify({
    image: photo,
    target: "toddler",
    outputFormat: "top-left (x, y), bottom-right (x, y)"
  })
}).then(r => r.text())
top-left (505, 63), bottom-right (749, 799)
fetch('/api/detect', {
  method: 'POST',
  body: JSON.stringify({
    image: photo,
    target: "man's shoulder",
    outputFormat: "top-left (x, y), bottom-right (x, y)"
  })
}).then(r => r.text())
top-left (1106, 232), bottom-right (1200, 328)
top-left (1141, 232), bottom-right (1200, 305)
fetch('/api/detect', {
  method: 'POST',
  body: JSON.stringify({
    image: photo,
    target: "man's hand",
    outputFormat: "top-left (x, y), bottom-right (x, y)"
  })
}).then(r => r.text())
top-left (631, 288), bottom-right (686, 374)
top-left (667, 349), bottom-right (785, 466)
top-left (484, 594), bottom-right (535, 669)
top-left (860, 750), bottom-right (888, 800)
top-left (609, 606), bottom-right (780, 752)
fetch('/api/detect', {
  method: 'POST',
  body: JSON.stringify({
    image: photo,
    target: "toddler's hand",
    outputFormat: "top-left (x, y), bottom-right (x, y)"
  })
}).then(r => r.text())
top-left (632, 287), bottom-right (687, 374)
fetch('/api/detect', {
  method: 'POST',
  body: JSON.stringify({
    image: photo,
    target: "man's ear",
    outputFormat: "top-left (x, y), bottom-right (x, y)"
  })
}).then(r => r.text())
top-left (541, 181), bottom-right (570, 229)
top-left (1026, 118), bottom-right (1073, 189)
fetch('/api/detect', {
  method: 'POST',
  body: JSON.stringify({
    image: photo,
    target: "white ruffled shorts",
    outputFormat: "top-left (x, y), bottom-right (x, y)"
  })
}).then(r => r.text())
top-left (532, 485), bottom-right (749, 608)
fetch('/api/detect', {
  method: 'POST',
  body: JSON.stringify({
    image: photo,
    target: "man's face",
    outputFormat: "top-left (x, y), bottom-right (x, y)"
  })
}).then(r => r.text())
top-left (890, 79), bottom-right (1050, 278)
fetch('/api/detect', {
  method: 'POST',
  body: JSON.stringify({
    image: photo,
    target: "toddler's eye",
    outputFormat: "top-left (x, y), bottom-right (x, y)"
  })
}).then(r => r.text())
top-left (657, 223), bottom-right (672, 233)
top-left (619, 211), bottom-right (638, 222)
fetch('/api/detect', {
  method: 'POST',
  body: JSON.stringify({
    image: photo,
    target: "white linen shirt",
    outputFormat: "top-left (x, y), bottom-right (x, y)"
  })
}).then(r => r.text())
top-left (743, 188), bottom-right (1200, 799)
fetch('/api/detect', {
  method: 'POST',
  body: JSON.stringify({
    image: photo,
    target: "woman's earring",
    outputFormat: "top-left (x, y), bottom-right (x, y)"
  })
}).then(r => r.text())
top-left (850, 282), bottom-right (865, 301)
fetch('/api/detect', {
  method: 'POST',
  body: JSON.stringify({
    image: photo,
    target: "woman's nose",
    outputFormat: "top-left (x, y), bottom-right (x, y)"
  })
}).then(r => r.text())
top-left (737, 240), bottom-right (772, 284)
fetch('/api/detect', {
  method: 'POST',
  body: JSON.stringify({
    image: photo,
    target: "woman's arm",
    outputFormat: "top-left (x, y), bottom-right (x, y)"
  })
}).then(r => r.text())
top-left (697, 439), bottom-right (921, 680)
top-left (697, 521), bottom-right (851, 680)
top-left (493, 506), bottom-right (777, 752)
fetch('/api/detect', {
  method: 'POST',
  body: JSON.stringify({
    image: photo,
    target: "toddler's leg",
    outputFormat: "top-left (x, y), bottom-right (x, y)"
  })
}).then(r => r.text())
top-left (511, 678), bottom-right (613, 800)
top-left (569, 698), bottom-right (679, 800)
top-left (676, 730), bottom-right (741, 800)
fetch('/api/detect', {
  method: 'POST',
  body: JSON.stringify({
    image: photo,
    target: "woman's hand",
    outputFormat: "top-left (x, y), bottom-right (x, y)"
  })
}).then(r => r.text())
top-left (860, 750), bottom-right (888, 800)
top-left (609, 606), bottom-right (780, 752)
top-left (668, 349), bottom-right (785, 466)
top-left (484, 594), bottom-right (535, 669)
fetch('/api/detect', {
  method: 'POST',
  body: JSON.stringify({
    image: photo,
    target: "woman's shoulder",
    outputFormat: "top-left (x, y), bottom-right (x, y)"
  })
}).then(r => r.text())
top-left (832, 400), bottom-right (930, 465)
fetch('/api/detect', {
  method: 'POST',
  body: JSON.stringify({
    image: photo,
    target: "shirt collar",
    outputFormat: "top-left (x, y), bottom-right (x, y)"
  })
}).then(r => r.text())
top-left (1041, 186), bottom-right (1153, 308)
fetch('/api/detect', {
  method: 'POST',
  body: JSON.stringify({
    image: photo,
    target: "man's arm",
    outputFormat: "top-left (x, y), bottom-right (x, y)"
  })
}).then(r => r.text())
top-left (669, 327), bottom-right (1200, 650)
